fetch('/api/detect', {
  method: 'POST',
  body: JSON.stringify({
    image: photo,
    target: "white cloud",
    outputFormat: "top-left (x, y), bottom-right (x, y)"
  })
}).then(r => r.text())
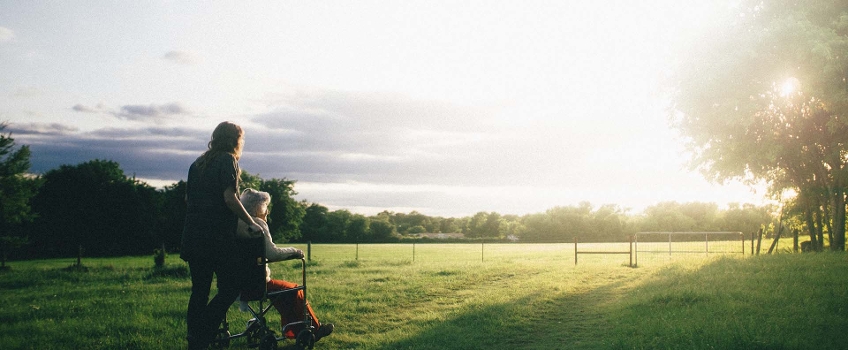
top-left (0, 26), bottom-right (13, 42)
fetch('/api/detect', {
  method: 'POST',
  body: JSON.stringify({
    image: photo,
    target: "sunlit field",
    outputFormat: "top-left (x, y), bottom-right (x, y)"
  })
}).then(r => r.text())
top-left (2, 239), bottom-right (846, 349)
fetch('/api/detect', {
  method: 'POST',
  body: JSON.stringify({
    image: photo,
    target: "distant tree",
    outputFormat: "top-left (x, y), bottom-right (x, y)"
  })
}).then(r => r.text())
top-left (465, 212), bottom-right (488, 238)
top-left (408, 225), bottom-right (427, 234)
top-left (590, 204), bottom-right (628, 241)
top-left (239, 171), bottom-right (262, 191)
top-left (30, 160), bottom-right (158, 257)
top-left (426, 217), bottom-right (441, 233)
top-left (519, 202), bottom-right (600, 242)
top-left (347, 214), bottom-right (369, 242)
top-left (482, 212), bottom-right (502, 238)
top-left (464, 212), bottom-right (501, 238)
top-left (158, 181), bottom-right (186, 251)
top-left (640, 202), bottom-right (705, 232)
top-left (300, 203), bottom-right (329, 243)
top-left (326, 210), bottom-right (352, 242)
top-left (0, 123), bottom-right (40, 267)
top-left (368, 218), bottom-right (397, 242)
top-left (439, 217), bottom-right (459, 233)
top-left (721, 203), bottom-right (775, 238)
top-left (259, 177), bottom-right (305, 243)
top-left (498, 216), bottom-right (525, 239)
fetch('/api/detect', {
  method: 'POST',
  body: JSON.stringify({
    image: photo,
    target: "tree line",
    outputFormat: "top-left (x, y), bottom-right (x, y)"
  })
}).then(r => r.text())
top-left (1, 125), bottom-right (781, 263)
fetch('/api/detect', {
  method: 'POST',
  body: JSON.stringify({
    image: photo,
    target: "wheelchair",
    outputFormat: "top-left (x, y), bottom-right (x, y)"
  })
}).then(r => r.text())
top-left (211, 236), bottom-right (316, 350)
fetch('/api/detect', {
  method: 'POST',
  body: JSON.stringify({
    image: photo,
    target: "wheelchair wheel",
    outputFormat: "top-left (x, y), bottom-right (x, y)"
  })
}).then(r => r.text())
top-left (211, 329), bottom-right (231, 349)
top-left (295, 329), bottom-right (315, 350)
top-left (246, 325), bottom-right (262, 346)
top-left (259, 333), bottom-right (277, 350)
top-left (245, 318), bottom-right (262, 345)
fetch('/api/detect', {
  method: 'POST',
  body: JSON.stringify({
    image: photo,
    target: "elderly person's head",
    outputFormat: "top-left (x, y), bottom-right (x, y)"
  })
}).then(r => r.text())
top-left (240, 188), bottom-right (271, 219)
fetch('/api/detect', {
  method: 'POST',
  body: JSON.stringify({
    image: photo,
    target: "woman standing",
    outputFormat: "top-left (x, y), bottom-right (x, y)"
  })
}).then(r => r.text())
top-left (181, 121), bottom-right (262, 350)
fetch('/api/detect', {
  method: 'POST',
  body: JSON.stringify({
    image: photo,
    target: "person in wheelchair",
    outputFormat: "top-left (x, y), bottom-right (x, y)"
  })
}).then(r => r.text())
top-left (237, 188), bottom-right (334, 342)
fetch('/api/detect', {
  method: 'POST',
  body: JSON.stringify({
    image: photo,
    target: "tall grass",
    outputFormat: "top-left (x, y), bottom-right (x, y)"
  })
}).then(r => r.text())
top-left (1, 244), bottom-right (846, 349)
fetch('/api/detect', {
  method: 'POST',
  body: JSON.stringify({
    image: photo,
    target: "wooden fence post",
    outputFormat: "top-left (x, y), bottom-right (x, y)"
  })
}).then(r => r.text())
top-left (793, 229), bottom-right (799, 253)
top-left (574, 237), bottom-right (578, 265)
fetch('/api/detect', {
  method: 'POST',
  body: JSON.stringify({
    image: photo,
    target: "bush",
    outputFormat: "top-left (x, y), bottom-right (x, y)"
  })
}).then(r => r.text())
top-left (153, 248), bottom-right (166, 268)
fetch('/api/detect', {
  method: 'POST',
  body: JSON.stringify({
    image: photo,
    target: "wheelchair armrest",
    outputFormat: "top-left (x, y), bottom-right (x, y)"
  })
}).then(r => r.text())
top-left (267, 285), bottom-right (304, 298)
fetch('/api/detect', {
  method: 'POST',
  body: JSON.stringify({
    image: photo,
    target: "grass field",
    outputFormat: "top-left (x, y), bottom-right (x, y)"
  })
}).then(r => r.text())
top-left (2, 241), bottom-right (847, 349)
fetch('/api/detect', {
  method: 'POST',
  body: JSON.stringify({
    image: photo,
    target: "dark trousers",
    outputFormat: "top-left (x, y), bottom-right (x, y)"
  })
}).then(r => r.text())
top-left (186, 251), bottom-right (241, 350)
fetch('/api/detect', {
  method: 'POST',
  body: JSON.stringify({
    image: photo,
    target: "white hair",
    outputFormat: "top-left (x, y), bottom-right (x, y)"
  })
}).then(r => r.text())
top-left (240, 188), bottom-right (271, 216)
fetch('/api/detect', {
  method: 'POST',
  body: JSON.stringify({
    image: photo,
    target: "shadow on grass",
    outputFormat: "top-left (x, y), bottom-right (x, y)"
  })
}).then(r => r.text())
top-left (606, 254), bottom-right (848, 350)
top-left (146, 264), bottom-right (190, 279)
top-left (374, 282), bottom-right (626, 350)
top-left (373, 255), bottom-right (848, 350)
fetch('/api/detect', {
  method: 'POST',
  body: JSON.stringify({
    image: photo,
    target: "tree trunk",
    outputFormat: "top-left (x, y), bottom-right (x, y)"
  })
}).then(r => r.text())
top-left (814, 206), bottom-right (824, 251)
top-left (804, 205), bottom-right (819, 251)
top-left (823, 199), bottom-right (833, 250)
top-left (831, 186), bottom-right (846, 251)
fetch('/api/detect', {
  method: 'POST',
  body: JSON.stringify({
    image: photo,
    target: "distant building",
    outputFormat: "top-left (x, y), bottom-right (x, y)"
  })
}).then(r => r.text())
top-left (415, 233), bottom-right (465, 240)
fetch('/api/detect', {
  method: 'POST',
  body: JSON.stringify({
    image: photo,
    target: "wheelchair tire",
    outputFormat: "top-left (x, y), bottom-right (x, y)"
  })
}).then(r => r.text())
top-left (246, 326), bottom-right (262, 346)
top-left (259, 333), bottom-right (277, 350)
top-left (211, 329), bottom-right (231, 349)
top-left (295, 330), bottom-right (315, 350)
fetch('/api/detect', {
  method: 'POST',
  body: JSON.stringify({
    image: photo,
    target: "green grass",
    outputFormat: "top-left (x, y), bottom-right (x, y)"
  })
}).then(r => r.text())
top-left (1, 243), bottom-right (847, 349)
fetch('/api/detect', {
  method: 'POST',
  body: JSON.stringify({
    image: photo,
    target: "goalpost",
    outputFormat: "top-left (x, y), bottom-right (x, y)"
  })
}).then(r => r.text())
top-left (634, 231), bottom-right (745, 265)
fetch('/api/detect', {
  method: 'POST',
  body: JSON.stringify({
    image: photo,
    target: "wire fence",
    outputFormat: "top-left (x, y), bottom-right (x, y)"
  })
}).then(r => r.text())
top-left (283, 234), bottom-right (751, 267)
top-left (283, 242), bottom-right (624, 265)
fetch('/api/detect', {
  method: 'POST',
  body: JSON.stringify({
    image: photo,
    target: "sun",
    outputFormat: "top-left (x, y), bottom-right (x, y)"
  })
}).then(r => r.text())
top-left (780, 77), bottom-right (800, 97)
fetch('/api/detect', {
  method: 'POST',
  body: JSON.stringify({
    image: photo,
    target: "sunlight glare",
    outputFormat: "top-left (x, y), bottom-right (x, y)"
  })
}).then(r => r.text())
top-left (780, 77), bottom-right (800, 97)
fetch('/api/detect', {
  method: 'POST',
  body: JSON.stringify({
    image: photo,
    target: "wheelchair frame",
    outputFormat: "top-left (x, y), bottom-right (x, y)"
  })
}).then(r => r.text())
top-left (212, 237), bottom-right (316, 350)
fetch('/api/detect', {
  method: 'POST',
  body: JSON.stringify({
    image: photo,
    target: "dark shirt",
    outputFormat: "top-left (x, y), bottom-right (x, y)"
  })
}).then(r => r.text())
top-left (180, 152), bottom-right (240, 262)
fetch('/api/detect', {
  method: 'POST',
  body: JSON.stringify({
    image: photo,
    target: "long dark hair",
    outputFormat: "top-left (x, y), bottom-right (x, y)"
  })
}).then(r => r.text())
top-left (196, 121), bottom-right (244, 171)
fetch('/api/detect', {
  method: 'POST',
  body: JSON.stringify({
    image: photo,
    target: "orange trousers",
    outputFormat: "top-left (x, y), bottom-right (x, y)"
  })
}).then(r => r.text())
top-left (266, 279), bottom-right (321, 338)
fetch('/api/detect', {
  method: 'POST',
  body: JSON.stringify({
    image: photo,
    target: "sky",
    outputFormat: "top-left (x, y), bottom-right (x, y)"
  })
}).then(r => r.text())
top-left (0, 1), bottom-right (768, 217)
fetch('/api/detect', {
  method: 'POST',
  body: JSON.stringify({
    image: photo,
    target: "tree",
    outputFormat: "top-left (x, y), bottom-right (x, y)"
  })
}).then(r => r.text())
top-left (722, 203), bottom-right (775, 239)
top-left (670, 0), bottom-right (848, 250)
top-left (299, 203), bottom-right (328, 242)
top-left (439, 217), bottom-right (460, 233)
top-left (0, 123), bottom-right (40, 268)
top-left (158, 181), bottom-right (187, 251)
top-left (239, 171), bottom-right (262, 191)
top-left (325, 210), bottom-right (352, 242)
top-left (368, 218), bottom-right (397, 242)
top-left (259, 178), bottom-right (305, 243)
top-left (590, 204), bottom-right (627, 241)
top-left (30, 160), bottom-right (158, 257)
top-left (347, 214), bottom-right (369, 242)
top-left (465, 212), bottom-right (488, 238)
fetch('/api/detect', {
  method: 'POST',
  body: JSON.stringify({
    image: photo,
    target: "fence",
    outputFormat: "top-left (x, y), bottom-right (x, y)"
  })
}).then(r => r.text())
top-left (303, 242), bottom-right (570, 263)
top-left (293, 242), bottom-right (629, 265)
top-left (573, 237), bottom-right (633, 267)
top-left (284, 237), bottom-right (746, 266)
top-left (634, 232), bottom-right (745, 265)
